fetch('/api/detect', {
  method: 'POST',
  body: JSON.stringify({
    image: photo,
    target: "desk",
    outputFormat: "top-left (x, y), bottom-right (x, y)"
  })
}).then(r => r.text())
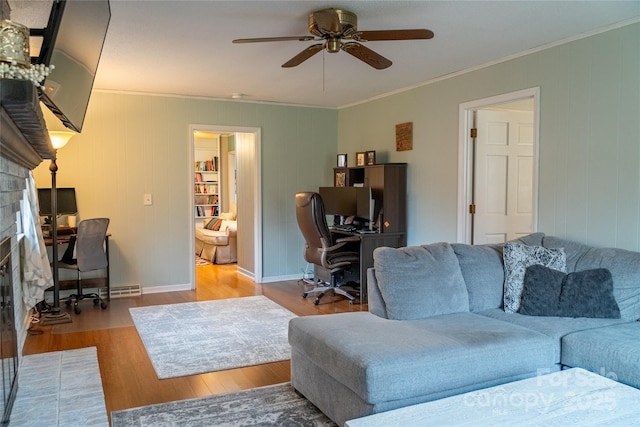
top-left (44, 233), bottom-right (111, 301)
top-left (331, 230), bottom-right (406, 304)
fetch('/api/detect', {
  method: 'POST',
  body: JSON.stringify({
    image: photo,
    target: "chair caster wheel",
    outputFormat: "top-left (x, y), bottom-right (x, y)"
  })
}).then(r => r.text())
top-left (349, 300), bottom-right (354, 305)
top-left (314, 298), bottom-right (320, 305)
top-left (100, 302), bottom-right (108, 309)
top-left (302, 292), bottom-right (308, 299)
top-left (93, 298), bottom-right (100, 305)
top-left (74, 305), bottom-right (81, 315)
top-left (65, 299), bottom-right (72, 306)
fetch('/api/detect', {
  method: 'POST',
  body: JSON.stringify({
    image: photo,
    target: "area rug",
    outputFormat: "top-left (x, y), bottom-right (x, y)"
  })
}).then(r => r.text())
top-left (129, 295), bottom-right (296, 379)
top-left (11, 347), bottom-right (109, 426)
top-left (110, 382), bottom-right (336, 427)
top-left (195, 255), bottom-right (211, 266)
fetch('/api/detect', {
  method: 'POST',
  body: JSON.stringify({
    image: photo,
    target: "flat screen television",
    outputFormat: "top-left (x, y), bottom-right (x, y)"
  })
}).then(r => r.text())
top-left (34, 0), bottom-right (111, 132)
top-left (37, 187), bottom-right (78, 217)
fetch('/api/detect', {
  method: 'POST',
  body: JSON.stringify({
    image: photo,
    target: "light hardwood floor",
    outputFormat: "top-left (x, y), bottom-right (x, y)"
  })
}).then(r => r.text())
top-left (22, 263), bottom-right (366, 418)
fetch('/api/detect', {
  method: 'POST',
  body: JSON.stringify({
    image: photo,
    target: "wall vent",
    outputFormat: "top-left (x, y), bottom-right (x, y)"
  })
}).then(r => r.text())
top-left (99, 285), bottom-right (141, 299)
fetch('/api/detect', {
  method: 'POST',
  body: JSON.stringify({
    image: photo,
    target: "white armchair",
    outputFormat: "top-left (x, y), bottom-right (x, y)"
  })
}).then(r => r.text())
top-left (195, 217), bottom-right (237, 264)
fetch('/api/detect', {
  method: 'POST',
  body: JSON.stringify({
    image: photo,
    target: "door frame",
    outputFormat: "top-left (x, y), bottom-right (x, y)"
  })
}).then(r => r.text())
top-left (456, 87), bottom-right (540, 243)
top-left (188, 124), bottom-right (262, 286)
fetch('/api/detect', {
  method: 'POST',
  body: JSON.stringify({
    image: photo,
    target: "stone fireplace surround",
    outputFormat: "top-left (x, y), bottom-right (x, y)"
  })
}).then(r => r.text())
top-left (1, 77), bottom-right (55, 421)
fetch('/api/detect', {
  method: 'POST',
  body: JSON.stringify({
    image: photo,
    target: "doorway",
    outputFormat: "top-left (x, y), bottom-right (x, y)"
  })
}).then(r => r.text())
top-left (457, 88), bottom-right (540, 244)
top-left (189, 125), bottom-right (262, 287)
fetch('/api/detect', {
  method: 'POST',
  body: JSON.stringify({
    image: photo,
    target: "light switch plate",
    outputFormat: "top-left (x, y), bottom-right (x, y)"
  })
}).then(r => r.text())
top-left (143, 193), bottom-right (152, 205)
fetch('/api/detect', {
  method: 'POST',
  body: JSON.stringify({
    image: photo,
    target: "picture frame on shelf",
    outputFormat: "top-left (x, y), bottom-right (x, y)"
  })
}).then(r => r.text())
top-left (335, 171), bottom-right (346, 187)
top-left (337, 153), bottom-right (347, 167)
top-left (356, 152), bottom-right (366, 166)
top-left (366, 150), bottom-right (376, 166)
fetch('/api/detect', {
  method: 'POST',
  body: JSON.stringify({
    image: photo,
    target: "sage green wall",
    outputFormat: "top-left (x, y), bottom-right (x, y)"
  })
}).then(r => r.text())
top-left (34, 92), bottom-right (336, 290)
top-left (338, 23), bottom-right (640, 250)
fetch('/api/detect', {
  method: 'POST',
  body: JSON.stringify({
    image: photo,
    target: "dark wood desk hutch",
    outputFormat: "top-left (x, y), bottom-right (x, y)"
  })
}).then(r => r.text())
top-left (332, 163), bottom-right (407, 302)
top-left (333, 163), bottom-right (407, 237)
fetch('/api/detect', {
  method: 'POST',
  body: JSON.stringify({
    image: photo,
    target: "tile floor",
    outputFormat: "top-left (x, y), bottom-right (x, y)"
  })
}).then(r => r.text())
top-left (9, 347), bottom-right (108, 426)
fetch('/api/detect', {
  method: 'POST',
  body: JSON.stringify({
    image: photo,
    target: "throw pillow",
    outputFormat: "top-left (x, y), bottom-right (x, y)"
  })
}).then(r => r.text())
top-left (517, 265), bottom-right (621, 319)
top-left (373, 243), bottom-right (469, 321)
top-left (204, 218), bottom-right (222, 231)
top-left (219, 211), bottom-right (237, 220)
top-left (518, 264), bottom-right (565, 316)
top-left (503, 243), bottom-right (566, 313)
top-left (559, 268), bottom-right (620, 319)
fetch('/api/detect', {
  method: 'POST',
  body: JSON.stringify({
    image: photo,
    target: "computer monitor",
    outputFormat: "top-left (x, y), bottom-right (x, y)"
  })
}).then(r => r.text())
top-left (318, 187), bottom-right (357, 217)
top-left (37, 188), bottom-right (78, 217)
top-left (355, 186), bottom-right (375, 221)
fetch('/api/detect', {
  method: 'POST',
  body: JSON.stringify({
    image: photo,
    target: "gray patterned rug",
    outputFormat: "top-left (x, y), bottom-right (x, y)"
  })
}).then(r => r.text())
top-left (129, 296), bottom-right (296, 379)
top-left (111, 382), bottom-right (336, 426)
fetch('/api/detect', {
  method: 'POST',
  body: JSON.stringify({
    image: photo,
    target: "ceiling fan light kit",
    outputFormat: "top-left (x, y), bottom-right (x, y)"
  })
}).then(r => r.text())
top-left (232, 8), bottom-right (434, 70)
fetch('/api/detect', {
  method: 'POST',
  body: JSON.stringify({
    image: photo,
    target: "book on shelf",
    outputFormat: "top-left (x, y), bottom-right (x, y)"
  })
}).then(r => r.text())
top-left (194, 194), bottom-right (219, 205)
top-left (194, 157), bottom-right (220, 172)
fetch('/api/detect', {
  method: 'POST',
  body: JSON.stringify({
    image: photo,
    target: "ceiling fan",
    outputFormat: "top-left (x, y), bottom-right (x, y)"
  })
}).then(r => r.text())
top-left (232, 8), bottom-right (434, 70)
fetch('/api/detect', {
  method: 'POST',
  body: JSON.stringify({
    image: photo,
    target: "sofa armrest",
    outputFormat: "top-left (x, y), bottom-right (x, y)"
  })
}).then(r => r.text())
top-left (367, 268), bottom-right (388, 318)
top-left (220, 220), bottom-right (237, 237)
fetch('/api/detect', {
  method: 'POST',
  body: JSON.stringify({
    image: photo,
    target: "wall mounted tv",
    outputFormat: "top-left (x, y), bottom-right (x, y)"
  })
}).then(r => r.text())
top-left (34, 0), bottom-right (111, 133)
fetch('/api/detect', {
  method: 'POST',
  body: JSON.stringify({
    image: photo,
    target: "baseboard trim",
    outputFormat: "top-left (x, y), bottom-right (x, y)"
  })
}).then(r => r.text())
top-left (142, 283), bottom-right (192, 294)
top-left (260, 274), bottom-right (301, 283)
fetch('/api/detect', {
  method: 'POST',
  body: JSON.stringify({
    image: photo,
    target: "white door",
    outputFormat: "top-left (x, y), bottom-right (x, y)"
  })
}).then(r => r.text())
top-left (473, 109), bottom-right (534, 244)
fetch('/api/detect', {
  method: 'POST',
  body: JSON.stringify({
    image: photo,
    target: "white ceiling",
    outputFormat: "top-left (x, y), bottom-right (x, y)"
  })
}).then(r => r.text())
top-left (9, 1), bottom-right (640, 108)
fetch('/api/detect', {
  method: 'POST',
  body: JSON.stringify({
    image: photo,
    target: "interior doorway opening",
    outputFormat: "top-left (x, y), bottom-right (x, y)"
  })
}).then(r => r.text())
top-left (457, 88), bottom-right (540, 244)
top-left (189, 125), bottom-right (262, 288)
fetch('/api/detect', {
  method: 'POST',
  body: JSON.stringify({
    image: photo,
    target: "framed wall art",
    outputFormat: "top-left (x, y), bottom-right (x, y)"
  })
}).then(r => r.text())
top-left (356, 152), bottom-right (365, 166)
top-left (396, 122), bottom-right (413, 151)
top-left (366, 150), bottom-right (376, 166)
top-left (337, 153), bottom-right (347, 167)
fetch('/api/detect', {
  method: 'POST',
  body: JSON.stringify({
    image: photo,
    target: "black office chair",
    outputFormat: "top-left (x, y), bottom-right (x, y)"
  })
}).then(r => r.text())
top-left (58, 218), bottom-right (110, 314)
top-left (295, 192), bottom-right (360, 305)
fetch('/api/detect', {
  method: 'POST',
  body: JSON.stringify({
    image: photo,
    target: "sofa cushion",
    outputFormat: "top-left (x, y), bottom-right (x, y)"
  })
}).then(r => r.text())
top-left (450, 233), bottom-right (545, 313)
top-left (289, 311), bottom-right (556, 405)
top-left (451, 243), bottom-right (504, 312)
top-left (541, 236), bottom-right (590, 273)
top-left (544, 236), bottom-right (640, 321)
top-left (561, 322), bottom-right (640, 389)
top-left (195, 227), bottom-right (229, 245)
top-left (373, 243), bottom-right (469, 320)
top-left (478, 308), bottom-right (629, 362)
top-left (503, 243), bottom-right (566, 313)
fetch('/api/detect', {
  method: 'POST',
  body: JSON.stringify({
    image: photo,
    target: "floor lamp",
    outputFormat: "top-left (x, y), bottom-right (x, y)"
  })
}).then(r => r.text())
top-left (41, 131), bottom-right (75, 325)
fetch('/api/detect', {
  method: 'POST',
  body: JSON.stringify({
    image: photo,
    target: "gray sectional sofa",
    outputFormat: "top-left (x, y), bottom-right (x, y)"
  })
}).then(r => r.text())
top-left (288, 233), bottom-right (640, 426)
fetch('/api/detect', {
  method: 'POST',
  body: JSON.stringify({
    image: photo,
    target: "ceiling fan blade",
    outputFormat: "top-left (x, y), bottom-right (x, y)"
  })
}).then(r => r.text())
top-left (357, 29), bottom-right (434, 41)
top-left (312, 9), bottom-right (342, 34)
top-left (282, 44), bottom-right (324, 68)
top-left (233, 36), bottom-right (316, 43)
top-left (341, 43), bottom-right (392, 70)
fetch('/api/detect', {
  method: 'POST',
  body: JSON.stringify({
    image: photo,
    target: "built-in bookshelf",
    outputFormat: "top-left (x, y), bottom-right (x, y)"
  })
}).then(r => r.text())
top-left (194, 136), bottom-right (222, 222)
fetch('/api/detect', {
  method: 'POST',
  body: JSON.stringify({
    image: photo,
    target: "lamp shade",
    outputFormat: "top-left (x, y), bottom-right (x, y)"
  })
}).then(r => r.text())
top-left (49, 131), bottom-right (75, 149)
